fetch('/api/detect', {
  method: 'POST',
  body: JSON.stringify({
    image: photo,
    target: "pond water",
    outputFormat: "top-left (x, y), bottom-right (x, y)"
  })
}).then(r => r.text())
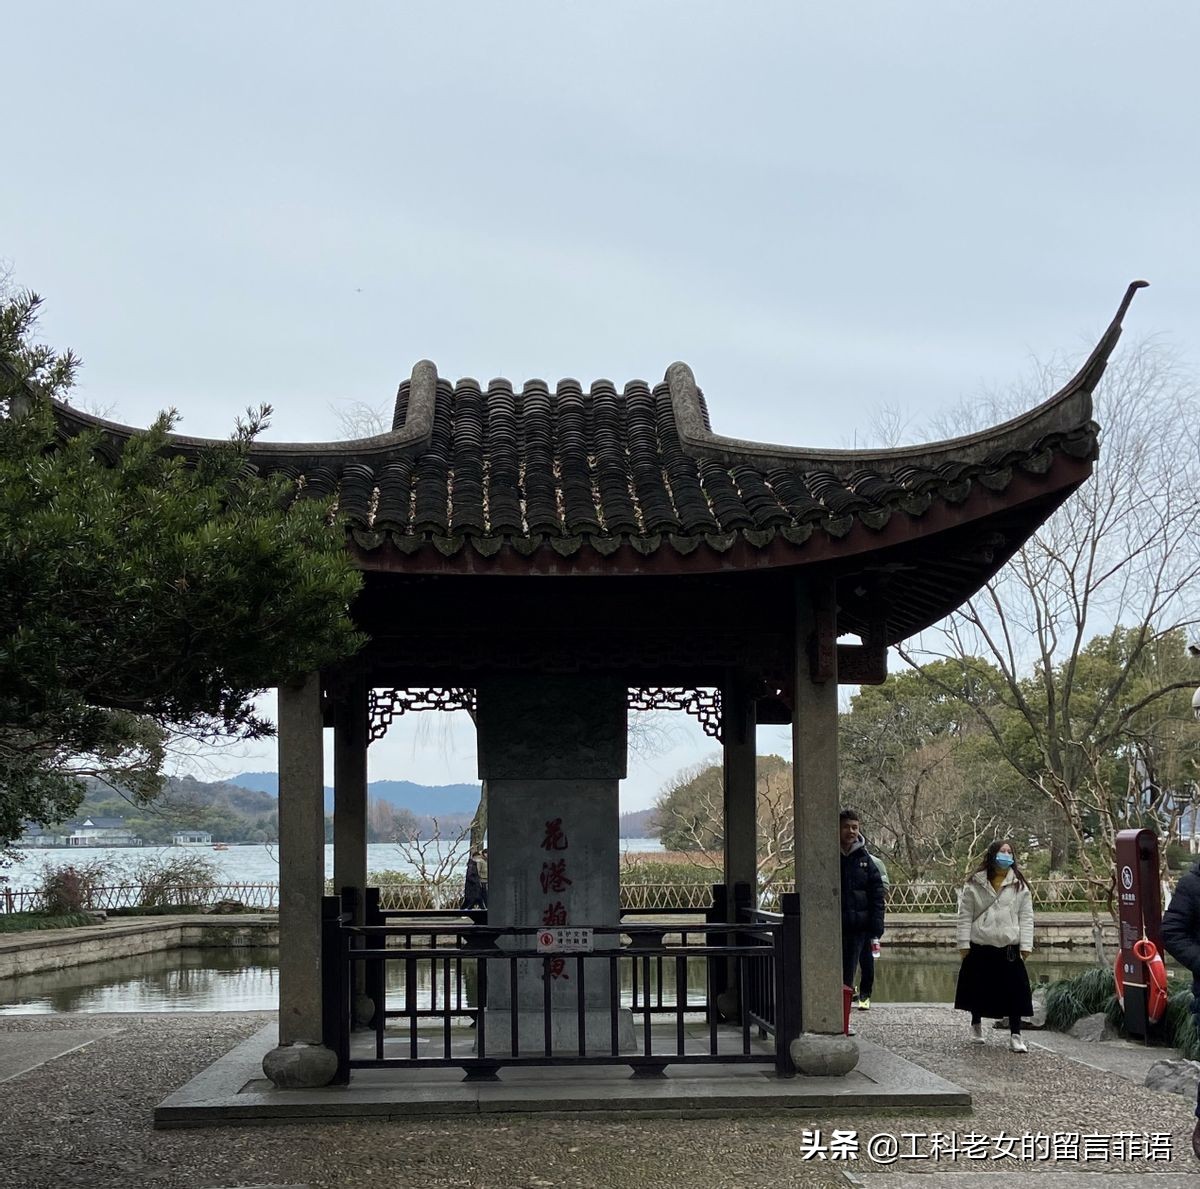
top-left (0, 945), bottom-right (1105, 1015)
top-left (0, 948), bottom-right (282, 1014)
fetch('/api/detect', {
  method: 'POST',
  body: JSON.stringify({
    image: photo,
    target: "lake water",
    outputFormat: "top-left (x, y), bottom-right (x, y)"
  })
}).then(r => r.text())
top-left (0, 945), bottom-right (1102, 1014)
top-left (0, 839), bottom-right (665, 891)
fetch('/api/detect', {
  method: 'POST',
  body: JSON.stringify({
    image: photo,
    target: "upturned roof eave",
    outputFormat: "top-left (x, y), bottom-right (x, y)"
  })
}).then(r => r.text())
top-left (48, 360), bottom-right (441, 467)
top-left (667, 281), bottom-right (1147, 477)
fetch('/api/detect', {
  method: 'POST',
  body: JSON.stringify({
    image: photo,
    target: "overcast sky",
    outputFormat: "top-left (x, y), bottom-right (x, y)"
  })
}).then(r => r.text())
top-left (5, 4), bottom-right (1198, 809)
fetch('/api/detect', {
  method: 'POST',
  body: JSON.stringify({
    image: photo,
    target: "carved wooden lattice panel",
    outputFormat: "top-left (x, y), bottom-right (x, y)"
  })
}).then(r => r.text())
top-left (368, 687), bottom-right (477, 743)
top-left (369, 685), bottom-right (723, 744)
top-left (628, 687), bottom-right (722, 742)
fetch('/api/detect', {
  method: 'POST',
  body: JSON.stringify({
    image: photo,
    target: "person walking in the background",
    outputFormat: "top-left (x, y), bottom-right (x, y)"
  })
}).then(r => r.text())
top-left (476, 847), bottom-right (489, 908)
top-left (855, 846), bottom-right (890, 1010)
top-left (840, 808), bottom-right (885, 1024)
top-left (462, 851), bottom-right (485, 910)
top-left (1161, 857), bottom-right (1200, 1159)
top-left (954, 840), bottom-right (1034, 1052)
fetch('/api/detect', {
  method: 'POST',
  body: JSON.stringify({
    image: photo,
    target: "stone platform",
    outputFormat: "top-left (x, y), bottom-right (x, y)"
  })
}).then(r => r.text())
top-left (154, 1019), bottom-right (969, 1127)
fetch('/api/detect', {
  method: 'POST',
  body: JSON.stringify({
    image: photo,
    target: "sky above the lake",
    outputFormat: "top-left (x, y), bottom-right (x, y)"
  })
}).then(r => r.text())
top-left (5, 4), bottom-right (1199, 809)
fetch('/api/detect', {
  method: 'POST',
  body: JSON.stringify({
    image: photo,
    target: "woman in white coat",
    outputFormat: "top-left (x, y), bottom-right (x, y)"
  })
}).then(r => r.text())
top-left (954, 840), bottom-right (1034, 1052)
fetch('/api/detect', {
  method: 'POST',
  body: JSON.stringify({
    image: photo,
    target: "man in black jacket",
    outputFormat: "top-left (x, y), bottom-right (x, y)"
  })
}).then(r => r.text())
top-left (840, 807), bottom-right (885, 1016)
top-left (1162, 860), bottom-right (1200, 1160)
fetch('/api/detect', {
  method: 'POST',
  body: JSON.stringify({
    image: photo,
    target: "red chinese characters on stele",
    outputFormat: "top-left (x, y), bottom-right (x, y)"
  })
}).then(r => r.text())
top-left (539, 858), bottom-right (572, 894)
top-left (539, 818), bottom-right (571, 979)
top-left (541, 818), bottom-right (568, 851)
top-left (542, 901), bottom-right (568, 926)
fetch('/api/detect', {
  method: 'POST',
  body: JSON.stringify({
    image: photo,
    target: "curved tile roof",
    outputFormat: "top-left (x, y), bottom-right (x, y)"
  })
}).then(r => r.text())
top-left (49, 283), bottom-right (1145, 578)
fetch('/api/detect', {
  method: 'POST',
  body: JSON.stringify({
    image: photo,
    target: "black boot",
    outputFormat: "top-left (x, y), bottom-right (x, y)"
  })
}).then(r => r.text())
top-left (1191, 1119), bottom-right (1200, 1161)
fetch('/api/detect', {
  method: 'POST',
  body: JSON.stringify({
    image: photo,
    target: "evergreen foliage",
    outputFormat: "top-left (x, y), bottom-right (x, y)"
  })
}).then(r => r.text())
top-left (0, 911), bottom-right (96, 933)
top-left (0, 287), bottom-right (365, 852)
top-left (1166, 989), bottom-right (1200, 1060)
top-left (71, 776), bottom-right (280, 845)
top-left (1046, 969), bottom-right (1200, 1064)
top-left (1043, 965), bottom-right (1117, 1031)
top-left (655, 754), bottom-right (792, 876)
top-left (618, 859), bottom-right (715, 887)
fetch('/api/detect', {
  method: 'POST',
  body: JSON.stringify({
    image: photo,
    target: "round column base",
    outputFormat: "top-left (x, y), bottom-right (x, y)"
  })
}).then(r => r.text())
top-left (789, 1032), bottom-right (860, 1077)
top-left (262, 1042), bottom-right (339, 1088)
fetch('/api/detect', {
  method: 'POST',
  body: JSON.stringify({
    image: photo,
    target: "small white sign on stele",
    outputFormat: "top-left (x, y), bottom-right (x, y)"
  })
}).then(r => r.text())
top-left (536, 927), bottom-right (594, 953)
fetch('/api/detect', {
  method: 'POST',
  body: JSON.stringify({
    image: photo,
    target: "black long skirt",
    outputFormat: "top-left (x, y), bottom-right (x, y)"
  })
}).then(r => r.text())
top-left (954, 943), bottom-right (1033, 1019)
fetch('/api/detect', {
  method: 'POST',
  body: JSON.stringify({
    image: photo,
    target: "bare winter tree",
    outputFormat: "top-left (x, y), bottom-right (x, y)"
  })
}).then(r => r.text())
top-left (900, 339), bottom-right (1200, 905)
top-left (627, 708), bottom-right (685, 761)
top-left (391, 816), bottom-right (472, 908)
top-left (331, 398), bottom-right (390, 438)
top-left (840, 713), bottom-right (1006, 879)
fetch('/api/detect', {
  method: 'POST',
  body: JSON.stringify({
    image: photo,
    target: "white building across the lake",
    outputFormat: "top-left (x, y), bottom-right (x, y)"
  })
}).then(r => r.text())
top-left (66, 817), bottom-right (140, 847)
top-left (173, 830), bottom-right (213, 846)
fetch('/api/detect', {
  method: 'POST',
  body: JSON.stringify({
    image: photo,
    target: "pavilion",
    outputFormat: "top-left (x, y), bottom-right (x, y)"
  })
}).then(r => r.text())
top-left (54, 282), bottom-right (1144, 1089)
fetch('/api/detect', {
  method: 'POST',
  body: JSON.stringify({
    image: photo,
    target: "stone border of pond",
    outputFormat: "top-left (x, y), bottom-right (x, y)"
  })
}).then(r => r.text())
top-left (887, 913), bottom-right (1119, 950)
top-left (0, 911), bottom-right (1115, 983)
top-left (0, 915), bottom-right (279, 979)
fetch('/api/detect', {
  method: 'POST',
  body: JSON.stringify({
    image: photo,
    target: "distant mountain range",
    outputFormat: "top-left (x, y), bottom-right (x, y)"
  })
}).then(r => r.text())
top-left (230, 772), bottom-right (482, 816)
top-left (619, 808), bottom-right (658, 838)
top-left (230, 773), bottom-right (660, 837)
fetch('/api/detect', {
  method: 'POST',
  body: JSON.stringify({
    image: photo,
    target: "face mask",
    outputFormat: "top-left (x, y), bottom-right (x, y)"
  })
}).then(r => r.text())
top-left (994, 853), bottom-right (1015, 869)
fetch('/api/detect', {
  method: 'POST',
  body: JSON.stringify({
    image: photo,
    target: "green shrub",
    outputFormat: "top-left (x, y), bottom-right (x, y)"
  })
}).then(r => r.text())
top-left (107, 903), bottom-right (205, 917)
top-left (37, 858), bottom-right (115, 913)
top-left (1041, 962), bottom-right (1200, 1058)
top-left (367, 869), bottom-right (422, 884)
top-left (1161, 988), bottom-right (1198, 1057)
top-left (619, 860), bottom-right (715, 886)
top-left (330, 872), bottom-right (443, 910)
top-left (123, 852), bottom-right (219, 907)
top-left (1165, 842), bottom-right (1193, 872)
top-left (1104, 992), bottom-right (1124, 1031)
top-left (0, 911), bottom-right (95, 933)
top-left (1044, 965), bottom-right (1117, 1032)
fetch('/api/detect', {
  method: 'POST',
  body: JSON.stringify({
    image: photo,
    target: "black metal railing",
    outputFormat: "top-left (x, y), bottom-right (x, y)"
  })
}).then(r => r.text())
top-left (320, 884), bottom-right (802, 1084)
top-left (741, 893), bottom-right (801, 1068)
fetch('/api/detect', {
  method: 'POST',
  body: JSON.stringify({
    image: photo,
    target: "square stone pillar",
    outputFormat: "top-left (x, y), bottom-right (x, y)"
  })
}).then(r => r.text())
top-left (263, 672), bottom-right (337, 1088)
top-left (332, 676), bottom-right (368, 908)
top-left (475, 674), bottom-right (635, 1053)
top-left (721, 673), bottom-right (758, 908)
top-left (792, 577), bottom-right (845, 1037)
top-left (333, 676), bottom-right (370, 1018)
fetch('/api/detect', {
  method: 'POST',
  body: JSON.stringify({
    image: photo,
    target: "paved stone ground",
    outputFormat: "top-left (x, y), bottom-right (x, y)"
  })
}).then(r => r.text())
top-left (0, 1005), bottom-right (1196, 1188)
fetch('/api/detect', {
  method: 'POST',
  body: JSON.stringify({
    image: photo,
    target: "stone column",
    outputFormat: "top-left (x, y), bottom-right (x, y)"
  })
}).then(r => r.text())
top-left (790, 575), bottom-right (857, 1076)
top-left (333, 677), bottom-right (368, 902)
top-left (718, 674), bottom-right (757, 1020)
top-left (263, 673), bottom-right (337, 1088)
top-left (475, 674), bottom-right (635, 1053)
top-left (333, 676), bottom-right (370, 1020)
top-left (721, 674), bottom-right (758, 908)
